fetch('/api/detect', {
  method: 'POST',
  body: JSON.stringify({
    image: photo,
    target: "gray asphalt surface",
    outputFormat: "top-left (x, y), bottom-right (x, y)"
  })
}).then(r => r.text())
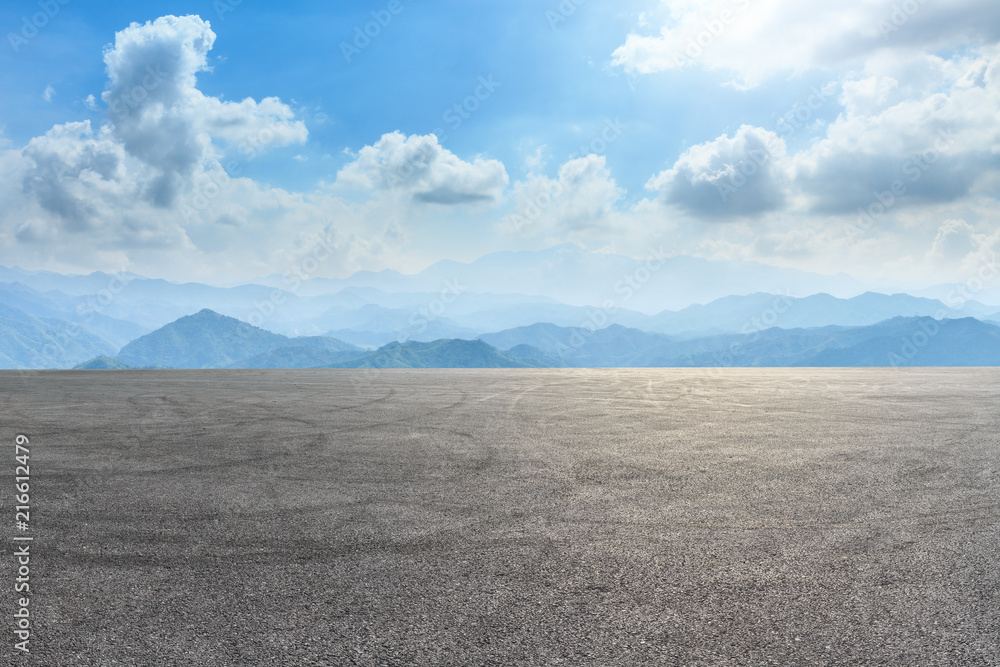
top-left (2, 368), bottom-right (999, 665)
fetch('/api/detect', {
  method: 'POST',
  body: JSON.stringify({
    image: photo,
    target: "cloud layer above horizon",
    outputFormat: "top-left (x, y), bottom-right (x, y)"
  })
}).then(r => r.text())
top-left (1, 2), bottom-right (998, 288)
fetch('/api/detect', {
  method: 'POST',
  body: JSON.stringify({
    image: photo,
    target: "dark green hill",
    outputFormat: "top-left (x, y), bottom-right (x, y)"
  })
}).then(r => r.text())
top-left (73, 356), bottom-right (135, 370)
top-left (227, 346), bottom-right (368, 369)
top-left (329, 339), bottom-right (533, 368)
top-left (502, 344), bottom-right (567, 368)
top-left (117, 309), bottom-right (359, 369)
top-left (479, 323), bottom-right (676, 366)
top-left (477, 317), bottom-right (1000, 367)
top-left (117, 309), bottom-right (287, 368)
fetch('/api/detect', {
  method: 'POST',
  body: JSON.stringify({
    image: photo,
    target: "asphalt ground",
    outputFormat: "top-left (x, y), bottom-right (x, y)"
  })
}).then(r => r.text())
top-left (1, 368), bottom-right (999, 665)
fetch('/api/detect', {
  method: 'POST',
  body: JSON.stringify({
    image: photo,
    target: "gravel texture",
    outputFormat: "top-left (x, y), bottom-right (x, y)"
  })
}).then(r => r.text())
top-left (2, 368), bottom-right (999, 665)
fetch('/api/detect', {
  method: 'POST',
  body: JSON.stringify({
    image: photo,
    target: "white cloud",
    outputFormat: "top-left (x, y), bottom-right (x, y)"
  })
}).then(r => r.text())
top-left (602, 3), bottom-right (1000, 287)
top-left (0, 15), bottom-right (399, 282)
top-left (502, 154), bottom-right (623, 238)
top-left (5, 9), bottom-right (1000, 290)
top-left (612, 0), bottom-right (1000, 88)
top-left (634, 45), bottom-right (1000, 237)
top-left (99, 15), bottom-right (306, 206)
top-left (927, 219), bottom-right (980, 264)
top-left (43, 85), bottom-right (55, 102)
top-left (336, 131), bottom-right (508, 205)
top-left (523, 145), bottom-right (549, 174)
top-left (922, 218), bottom-right (1000, 281)
top-left (20, 121), bottom-right (132, 234)
top-left (647, 125), bottom-right (789, 218)
top-left (794, 47), bottom-right (1000, 214)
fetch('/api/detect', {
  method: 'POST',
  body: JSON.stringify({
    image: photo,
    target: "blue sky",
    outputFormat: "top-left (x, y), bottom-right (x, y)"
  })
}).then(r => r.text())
top-left (3, 0), bottom-right (770, 196)
top-left (1, 0), bottom-right (999, 288)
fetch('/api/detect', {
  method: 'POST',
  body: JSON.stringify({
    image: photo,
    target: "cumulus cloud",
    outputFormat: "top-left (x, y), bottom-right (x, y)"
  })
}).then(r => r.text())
top-left (927, 219), bottom-right (980, 264)
top-left (612, 0), bottom-right (1000, 87)
top-left (794, 47), bottom-right (1000, 214)
top-left (3, 13), bottom-right (511, 283)
top-left (10, 14), bottom-right (310, 248)
top-left (100, 15), bottom-right (306, 206)
top-left (501, 154), bottom-right (623, 237)
top-left (20, 121), bottom-right (129, 233)
top-left (647, 125), bottom-right (788, 219)
top-left (636, 44), bottom-right (1000, 234)
top-left (336, 131), bottom-right (508, 205)
top-left (6, 9), bottom-right (1000, 289)
top-left (0, 15), bottom-right (359, 281)
top-left (921, 218), bottom-right (1000, 283)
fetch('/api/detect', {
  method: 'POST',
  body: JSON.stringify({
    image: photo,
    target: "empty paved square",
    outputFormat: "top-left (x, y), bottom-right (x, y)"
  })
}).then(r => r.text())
top-left (2, 369), bottom-right (999, 665)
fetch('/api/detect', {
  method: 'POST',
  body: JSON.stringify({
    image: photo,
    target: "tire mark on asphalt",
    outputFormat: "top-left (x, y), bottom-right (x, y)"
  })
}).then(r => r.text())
top-left (104, 387), bottom-right (473, 478)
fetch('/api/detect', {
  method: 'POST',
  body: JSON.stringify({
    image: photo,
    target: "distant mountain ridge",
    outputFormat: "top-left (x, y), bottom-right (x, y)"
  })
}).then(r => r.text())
top-left (0, 282), bottom-right (149, 348)
top-left (96, 314), bottom-right (536, 370)
top-left (223, 346), bottom-right (368, 370)
top-left (3, 244), bottom-right (880, 321)
top-left (0, 302), bottom-right (117, 369)
top-left (5, 247), bottom-right (999, 354)
top-left (480, 317), bottom-right (1000, 367)
top-left (4, 251), bottom-right (1000, 369)
top-left (645, 291), bottom-right (993, 336)
top-left (68, 310), bottom-right (1000, 369)
top-left (327, 339), bottom-right (535, 369)
top-left (117, 309), bottom-right (361, 369)
top-left (258, 244), bottom-right (873, 312)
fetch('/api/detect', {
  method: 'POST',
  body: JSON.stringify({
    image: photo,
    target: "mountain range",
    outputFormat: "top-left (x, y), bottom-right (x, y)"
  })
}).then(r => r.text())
top-left (57, 310), bottom-right (1000, 370)
top-left (2, 245), bottom-right (999, 370)
top-left (116, 309), bottom-right (363, 369)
